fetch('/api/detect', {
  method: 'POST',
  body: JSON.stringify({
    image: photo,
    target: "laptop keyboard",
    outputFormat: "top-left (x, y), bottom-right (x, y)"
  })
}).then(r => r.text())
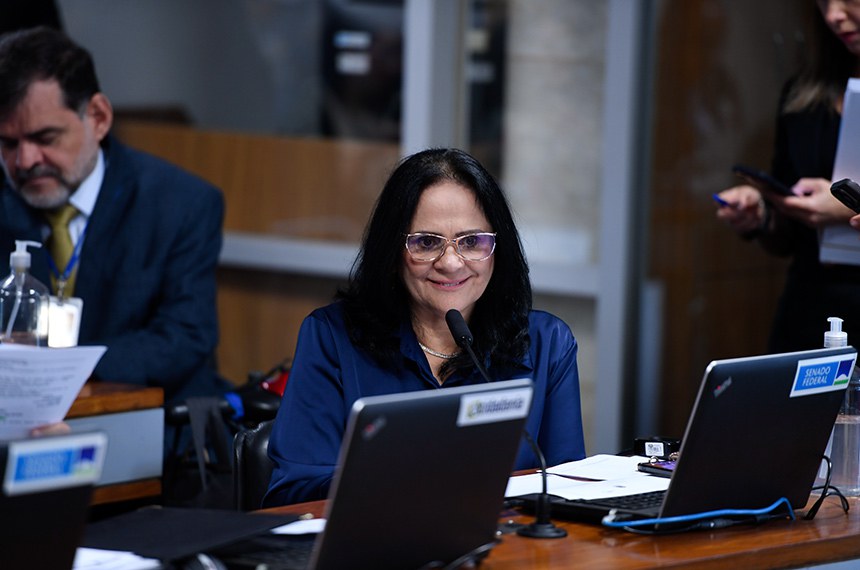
top-left (213, 534), bottom-right (315, 570)
top-left (578, 489), bottom-right (666, 511)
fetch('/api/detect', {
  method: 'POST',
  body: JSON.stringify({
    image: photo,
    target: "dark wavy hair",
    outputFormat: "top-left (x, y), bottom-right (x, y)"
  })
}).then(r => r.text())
top-left (338, 148), bottom-right (532, 374)
top-left (783, 5), bottom-right (855, 114)
top-left (0, 26), bottom-right (100, 121)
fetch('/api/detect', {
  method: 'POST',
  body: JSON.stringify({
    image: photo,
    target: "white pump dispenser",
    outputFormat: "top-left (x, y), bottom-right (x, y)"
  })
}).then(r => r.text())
top-left (825, 316), bottom-right (848, 348)
top-left (0, 240), bottom-right (50, 345)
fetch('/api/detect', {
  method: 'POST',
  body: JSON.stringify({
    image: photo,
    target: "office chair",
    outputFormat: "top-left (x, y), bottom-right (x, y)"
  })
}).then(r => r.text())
top-left (232, 419), bottom-right (275, 511)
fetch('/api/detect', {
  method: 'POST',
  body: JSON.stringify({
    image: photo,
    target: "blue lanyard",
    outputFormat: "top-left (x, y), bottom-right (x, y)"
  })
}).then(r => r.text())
top-left (46, 219), bottom-right (89, 295)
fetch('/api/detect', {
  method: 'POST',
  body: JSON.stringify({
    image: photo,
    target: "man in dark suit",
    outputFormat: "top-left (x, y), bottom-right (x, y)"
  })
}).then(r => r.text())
top-left (0, 27), bottom-right (226, 408)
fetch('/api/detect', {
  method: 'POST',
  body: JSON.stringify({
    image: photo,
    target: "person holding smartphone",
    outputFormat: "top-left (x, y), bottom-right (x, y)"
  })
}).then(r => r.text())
top-left (713, 0), bottom-right (860, 352)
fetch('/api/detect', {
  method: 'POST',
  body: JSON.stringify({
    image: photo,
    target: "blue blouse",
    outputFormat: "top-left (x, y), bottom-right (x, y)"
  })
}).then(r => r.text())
top-left (262, 302), bottom-right (586, 506)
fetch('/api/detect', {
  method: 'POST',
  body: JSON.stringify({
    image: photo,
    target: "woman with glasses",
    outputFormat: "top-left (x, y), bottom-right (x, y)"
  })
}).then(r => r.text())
top-left (263, 148), bottom-right (586, 507)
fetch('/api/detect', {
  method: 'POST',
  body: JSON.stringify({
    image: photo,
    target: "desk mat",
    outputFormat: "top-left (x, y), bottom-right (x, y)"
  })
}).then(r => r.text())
top-left (82, 506), bottom-right (298, 561)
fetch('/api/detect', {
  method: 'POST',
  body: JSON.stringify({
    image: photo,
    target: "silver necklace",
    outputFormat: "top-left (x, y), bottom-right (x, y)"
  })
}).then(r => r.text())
top-left (418, 341), bottom-right (459, 359)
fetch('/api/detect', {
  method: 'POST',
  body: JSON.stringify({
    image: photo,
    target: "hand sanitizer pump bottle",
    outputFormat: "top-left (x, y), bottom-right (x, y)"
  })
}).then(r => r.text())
top-left (825, 316), bottom-right (860, 496)
top-left (0, 240), bottom-right (49, 346)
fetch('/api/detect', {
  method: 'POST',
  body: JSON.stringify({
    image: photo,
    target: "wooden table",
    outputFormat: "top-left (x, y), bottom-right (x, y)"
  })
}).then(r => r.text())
top-left (267, 497), bottom-right (860, 569)
top-left (66, 382), bottom-right (164, 505)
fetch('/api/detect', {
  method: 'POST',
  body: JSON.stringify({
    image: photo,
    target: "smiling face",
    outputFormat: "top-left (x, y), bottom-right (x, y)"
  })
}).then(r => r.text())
top-left (0, 79), bottom-right (111, 209)
top-left (401, 181), bottom-right (495, 325)
top-left (818, 0), bottom-right (860, 57)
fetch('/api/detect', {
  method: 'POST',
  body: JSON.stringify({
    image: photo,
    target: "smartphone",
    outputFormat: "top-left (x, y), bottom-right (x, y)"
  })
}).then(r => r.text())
top-left (637, 459), bottom-right (676, 478)
top-left (732, 164), bottom-right (793, 197)
top-left (831, 178), bottom-right (860, 213)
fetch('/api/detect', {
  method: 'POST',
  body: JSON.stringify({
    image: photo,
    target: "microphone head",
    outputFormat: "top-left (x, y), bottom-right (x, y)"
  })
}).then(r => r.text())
top-left (445, 309), bottom-right (473, 348)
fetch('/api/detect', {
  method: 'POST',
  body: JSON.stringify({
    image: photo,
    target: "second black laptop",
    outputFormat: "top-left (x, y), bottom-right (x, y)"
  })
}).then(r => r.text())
top-left (513, 347), bottom-right (856, 526)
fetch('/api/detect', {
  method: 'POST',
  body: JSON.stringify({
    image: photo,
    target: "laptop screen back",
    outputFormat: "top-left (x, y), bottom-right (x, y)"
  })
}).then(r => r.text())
top-left (661, 346), bottom-right (856, 518)
top-left (312, 379), bottom-right (534, 570)
top-left (1, 431), bottom-right (107, 570)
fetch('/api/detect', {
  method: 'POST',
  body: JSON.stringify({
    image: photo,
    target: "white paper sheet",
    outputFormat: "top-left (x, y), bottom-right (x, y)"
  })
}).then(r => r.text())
top-left (73, 548), bottom-right (160, 570)
top-left (271, 518), bottom-right (327, 535)
top-left (0, 344), bottom-right (106, 439)
top-left (505, 454), bottom-right (670, 500)
top-left (547, 454), bottom-right (648, 479)
top-left (820, 78), bottom-right (860, 264)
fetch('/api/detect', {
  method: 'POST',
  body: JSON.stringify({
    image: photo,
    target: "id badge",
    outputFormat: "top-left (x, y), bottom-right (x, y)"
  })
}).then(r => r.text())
top-left (48, 296), bottom-right (83, 348)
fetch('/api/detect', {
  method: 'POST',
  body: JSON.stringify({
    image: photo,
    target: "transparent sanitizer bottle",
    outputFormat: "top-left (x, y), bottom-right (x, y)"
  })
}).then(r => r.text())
top-left (0, 240), bottom-right (49, 346)
top-left (823, 316), bottom-right (860, 496)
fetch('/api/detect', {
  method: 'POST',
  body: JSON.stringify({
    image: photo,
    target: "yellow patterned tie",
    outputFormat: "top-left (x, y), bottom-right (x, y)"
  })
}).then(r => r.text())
top-left (44, 203), bottom-right (80, 298)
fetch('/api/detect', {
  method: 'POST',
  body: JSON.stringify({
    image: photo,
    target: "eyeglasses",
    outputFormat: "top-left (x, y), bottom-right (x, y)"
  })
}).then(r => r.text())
top-left (404, 232), bottom-right (497, 262)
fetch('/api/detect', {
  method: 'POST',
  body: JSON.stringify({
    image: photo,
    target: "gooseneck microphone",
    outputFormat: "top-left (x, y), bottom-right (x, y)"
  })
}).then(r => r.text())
top-left (444, 309), bottom-right (567, 539)
top-left (515, 431), bottom-right (567, 539)
top-left (445, 309), bottom-right (485, 378)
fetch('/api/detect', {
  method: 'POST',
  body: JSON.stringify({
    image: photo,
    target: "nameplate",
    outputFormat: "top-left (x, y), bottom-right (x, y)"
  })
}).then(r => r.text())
top-left (3, 431), bottom-right (107, 495)
top-left (457, 387), bottom-right (533, 426)
top-left (790, 353), bottom-right (858, 398)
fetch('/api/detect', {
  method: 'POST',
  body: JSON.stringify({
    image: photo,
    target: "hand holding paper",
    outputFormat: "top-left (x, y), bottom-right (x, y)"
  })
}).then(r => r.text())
top-left (0, 345), bottom-right (106, 440)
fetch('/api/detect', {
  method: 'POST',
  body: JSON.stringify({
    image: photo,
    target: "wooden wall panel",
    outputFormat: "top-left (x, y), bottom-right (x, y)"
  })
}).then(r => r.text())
top-left (113, 121), bottom-right (399, 383)
top-left (647, 1), bottom-right (806, 434)
top-left (114, 121), bottom-right (400, 242)
top-left (215, 268), bottom-right (347, 385)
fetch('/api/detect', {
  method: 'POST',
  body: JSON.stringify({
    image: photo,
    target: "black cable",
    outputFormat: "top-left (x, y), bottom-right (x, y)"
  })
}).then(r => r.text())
top-left (443, 540), bottom-right (497, 570)
top-left (806, 454), bottom-right (850, 520)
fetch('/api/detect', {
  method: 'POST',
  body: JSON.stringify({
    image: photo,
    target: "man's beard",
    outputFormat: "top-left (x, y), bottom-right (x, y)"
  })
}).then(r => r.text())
top-left (14, 165), bottom-right (74, 210)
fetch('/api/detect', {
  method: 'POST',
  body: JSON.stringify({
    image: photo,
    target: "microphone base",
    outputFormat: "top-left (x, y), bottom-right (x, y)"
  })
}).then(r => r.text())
top-left (516, 522), bottom-right (568, 539)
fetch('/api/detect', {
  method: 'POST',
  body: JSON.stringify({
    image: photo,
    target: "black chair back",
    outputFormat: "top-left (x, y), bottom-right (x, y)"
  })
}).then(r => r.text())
top-left (232, 419), bottom-right (275, 511)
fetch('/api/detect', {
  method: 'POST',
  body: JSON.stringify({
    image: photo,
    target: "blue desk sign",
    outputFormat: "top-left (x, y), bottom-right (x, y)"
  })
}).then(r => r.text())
top-left (790, 353), bottom-right (858, 398)
top-left (3, 431), bottom-right (107, 496)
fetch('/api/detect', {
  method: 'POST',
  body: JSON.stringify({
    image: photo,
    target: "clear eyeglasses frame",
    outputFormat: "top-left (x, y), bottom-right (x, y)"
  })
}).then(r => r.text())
top-left (403, 232), bottom-right (497, 262)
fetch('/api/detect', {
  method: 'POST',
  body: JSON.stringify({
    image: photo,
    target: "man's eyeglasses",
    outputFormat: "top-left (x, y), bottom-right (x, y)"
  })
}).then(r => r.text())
top-left (404, 232), bottom-right (496, 262)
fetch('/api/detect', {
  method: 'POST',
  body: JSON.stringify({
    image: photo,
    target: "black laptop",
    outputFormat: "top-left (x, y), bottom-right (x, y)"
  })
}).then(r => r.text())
top-left (217, 378), bottom-right (534, 570)
top-left (1, 431), bottom-right (108, 570)
top-left (517, 347), bottom-right (856, 526)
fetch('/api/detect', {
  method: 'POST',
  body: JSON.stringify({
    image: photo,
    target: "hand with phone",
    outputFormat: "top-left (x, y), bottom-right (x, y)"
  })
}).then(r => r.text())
top-left (834, 179), bottom-right (860, 232)
top-left (779, 177), bottom-right (855, 227)
top-left (718, 165), bottom-right (853, 233)
top-left (832, 178), bottom-right (860, 213)
top-left (713, 184), bottom-right (768, 237)
top-left (732, 164), bottom-right (793, 197)
top-left (714, 164), bottom-right (789, 238)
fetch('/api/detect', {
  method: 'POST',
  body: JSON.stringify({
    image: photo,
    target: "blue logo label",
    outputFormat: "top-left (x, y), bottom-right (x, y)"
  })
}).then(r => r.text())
top-left (4, 432), bottom-right (106, 495)
top-left (12, 445), bottom-right (99, 483)
top-left (791, 356), bottom-right (856, 397)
